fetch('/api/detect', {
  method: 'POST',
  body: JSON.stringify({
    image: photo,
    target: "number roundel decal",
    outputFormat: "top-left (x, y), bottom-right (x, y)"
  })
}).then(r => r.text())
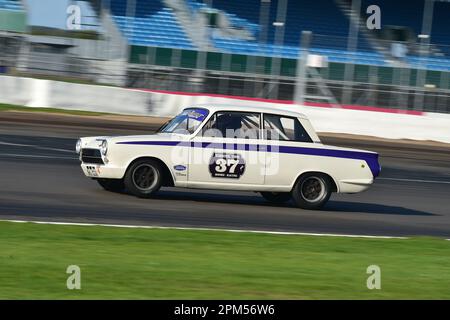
top-left (209, 153), bottom-right (246, 179)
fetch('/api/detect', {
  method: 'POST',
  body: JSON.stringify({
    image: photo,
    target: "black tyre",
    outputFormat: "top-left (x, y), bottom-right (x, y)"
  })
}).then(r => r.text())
top-left (260, 192), bottom-right (291, 203)
top-left (124, 159), bottom-right (163, 198)
top-left (96, 178), bottom-right (124, 192)
top-left (291, 173), bottom-right (332, 210)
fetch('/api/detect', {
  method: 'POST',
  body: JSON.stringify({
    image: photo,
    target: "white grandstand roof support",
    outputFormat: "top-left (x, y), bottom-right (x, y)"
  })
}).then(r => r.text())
top-left (268, 0), bottom-right (288, 99)
top-left (414, 0), bottom-right (435, 111)
top-left (342, 0), bottom-right (361, 105)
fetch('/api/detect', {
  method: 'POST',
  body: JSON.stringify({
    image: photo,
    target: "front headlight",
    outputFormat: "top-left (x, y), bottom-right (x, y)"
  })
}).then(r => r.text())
top-left (100, 140), bottom-right (108, 156)
top-left (75, 139), bottom-right (82, 154)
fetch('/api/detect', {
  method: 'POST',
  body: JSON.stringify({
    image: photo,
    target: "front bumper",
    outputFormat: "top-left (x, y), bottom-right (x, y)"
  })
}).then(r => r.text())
top-left (80, 163), bottom-right (126, 179)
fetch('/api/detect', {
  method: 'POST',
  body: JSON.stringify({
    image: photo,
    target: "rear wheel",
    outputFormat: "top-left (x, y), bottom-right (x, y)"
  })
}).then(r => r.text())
top-left (260, 192), bottom-right (291, 203)
top-left (124, 159), bottom-right (163, 198)
top-left (96, 178), bottom-right (124, 192)
top-left (291, 173), bottom-right (332, 210)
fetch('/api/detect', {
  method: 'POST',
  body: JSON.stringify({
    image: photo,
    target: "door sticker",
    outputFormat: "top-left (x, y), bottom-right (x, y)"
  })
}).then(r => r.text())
top-left (209, 153), bottom-right (245, 179)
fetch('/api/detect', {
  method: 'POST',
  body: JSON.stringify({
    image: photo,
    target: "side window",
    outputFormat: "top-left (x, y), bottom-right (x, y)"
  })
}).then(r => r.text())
top-left (202, 112), bottom-right (260, 139)
top-left (202, 113), bottom-right (221, 137)
top-left (263, 114), bottom-right (312, 143)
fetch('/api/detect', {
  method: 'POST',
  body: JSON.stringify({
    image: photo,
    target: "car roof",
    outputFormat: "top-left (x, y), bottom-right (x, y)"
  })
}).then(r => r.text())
top-left (185, 104), bottom-right (309, 119)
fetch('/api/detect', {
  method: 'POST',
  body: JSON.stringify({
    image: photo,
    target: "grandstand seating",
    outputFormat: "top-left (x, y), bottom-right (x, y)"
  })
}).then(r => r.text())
top-left (186, 0), bottom-right (385, 65)
top-left (432, 1), bottom-right (450, 53)
top-left (0, 0), bottom-right (23, 11)
top-left (359, 0), bottom-right (450, 70)
top-left (106, 0), bottom-right (449, 71)
top-left (189, 0), bottom-right (353, 46)
top-left (186, 0), bottom-right (259, 38)
top-left (187, 0), bottom-right (450, 70)
top-left (360, 0), bottom-right (449, 49)
top-left (186, 0), bottom-right (385, 66)
top-left (109, 0), bottom-right (195, 49)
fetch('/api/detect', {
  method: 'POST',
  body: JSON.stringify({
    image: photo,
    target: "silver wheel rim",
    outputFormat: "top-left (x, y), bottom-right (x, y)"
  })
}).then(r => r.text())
top-left (300, 176), bottom-right (326, 203)
top-left (132, 164), bottom-right (159, 191)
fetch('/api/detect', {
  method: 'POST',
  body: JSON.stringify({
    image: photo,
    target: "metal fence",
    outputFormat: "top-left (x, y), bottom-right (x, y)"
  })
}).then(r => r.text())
top-left (2, 32), bottom-right (450, 114)
top-left (126, 64), bottom-right (450, 114)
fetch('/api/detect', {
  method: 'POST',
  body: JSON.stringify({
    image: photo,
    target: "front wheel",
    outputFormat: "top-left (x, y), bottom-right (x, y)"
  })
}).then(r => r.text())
top-left (96, 178), bottom-right (124, 192)
top-left (291, 173), bottom-right (332, 210)
top-left (260, 192), bottom-right (291, 203)
top-left (124, 159), bottom-right (163, 198)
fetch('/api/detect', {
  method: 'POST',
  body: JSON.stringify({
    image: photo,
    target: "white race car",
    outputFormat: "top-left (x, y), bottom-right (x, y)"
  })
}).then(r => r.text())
top-left (76, 104), bottom-right (380, 210)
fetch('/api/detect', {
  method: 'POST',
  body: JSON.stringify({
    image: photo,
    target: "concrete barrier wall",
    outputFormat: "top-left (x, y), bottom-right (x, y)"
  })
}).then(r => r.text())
top-left (1, 75), bottom-right (449, 143)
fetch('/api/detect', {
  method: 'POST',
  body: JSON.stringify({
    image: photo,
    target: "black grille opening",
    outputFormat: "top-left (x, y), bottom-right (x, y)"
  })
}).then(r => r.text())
top-left (81, 148), bottom-right (104, 164)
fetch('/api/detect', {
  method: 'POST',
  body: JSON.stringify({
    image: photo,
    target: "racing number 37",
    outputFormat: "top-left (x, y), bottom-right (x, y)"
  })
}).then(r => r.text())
top-left (209, 153), bottom-right (246, 179)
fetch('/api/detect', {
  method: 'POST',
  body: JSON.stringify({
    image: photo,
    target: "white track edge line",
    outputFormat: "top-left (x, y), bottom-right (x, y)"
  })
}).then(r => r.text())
top-left (378, 177), bottom-right (450, 185)
top-left (0, 141), bottom-right (73, 153)
top-left (0, 153), bottom-right (77, 160)
top-left (0, 219), bottom-right (408, 239)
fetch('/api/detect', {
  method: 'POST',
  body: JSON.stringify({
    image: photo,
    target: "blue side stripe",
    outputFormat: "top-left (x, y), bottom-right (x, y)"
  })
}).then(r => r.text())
top-left (116, 141), bottom-right (380, 177)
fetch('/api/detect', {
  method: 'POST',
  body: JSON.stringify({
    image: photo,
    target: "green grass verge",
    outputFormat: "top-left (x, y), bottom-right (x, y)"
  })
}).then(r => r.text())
top-left (0, 103), bottom-right (109, 116)
top-left (0, 221), bottom-right (449, 299)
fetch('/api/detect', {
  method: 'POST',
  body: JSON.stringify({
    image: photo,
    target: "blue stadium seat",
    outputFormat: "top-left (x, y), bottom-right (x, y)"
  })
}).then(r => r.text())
top-left (187, 0), bottom-right (385, 66)
top-left (186, 0), bottom-right (450, 69)
top-left (109, 0), bottom-right (196, 50)
top-left (360, 0), bottom-right (450, 69)
top-left (0, 0), bottom-right (24, 11)
top-left (107, 0), bottom-right (450, 70)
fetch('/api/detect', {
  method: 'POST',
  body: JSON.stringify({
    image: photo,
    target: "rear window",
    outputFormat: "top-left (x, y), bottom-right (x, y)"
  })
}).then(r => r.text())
top-left (263, 114), bottom-right (312, 143)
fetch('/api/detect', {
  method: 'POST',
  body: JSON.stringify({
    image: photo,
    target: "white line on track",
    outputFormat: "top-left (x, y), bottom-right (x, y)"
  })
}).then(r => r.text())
top-left (0, 219), bottom-right (408, 239)
top-left (0, 140), bottom-right (73, 153)
top-left (0, 153), bottom-right (77, 160)
top-left (378, 177), bottom-right (450, 185)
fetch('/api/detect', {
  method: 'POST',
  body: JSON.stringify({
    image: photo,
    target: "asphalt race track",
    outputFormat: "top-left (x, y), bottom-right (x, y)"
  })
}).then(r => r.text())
top-left (1, 112), bottom-right (449, 237)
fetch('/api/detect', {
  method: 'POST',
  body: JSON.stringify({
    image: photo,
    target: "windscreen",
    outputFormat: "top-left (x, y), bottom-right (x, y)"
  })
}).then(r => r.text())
top-left (158, 108), bottom-right (209, 134)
